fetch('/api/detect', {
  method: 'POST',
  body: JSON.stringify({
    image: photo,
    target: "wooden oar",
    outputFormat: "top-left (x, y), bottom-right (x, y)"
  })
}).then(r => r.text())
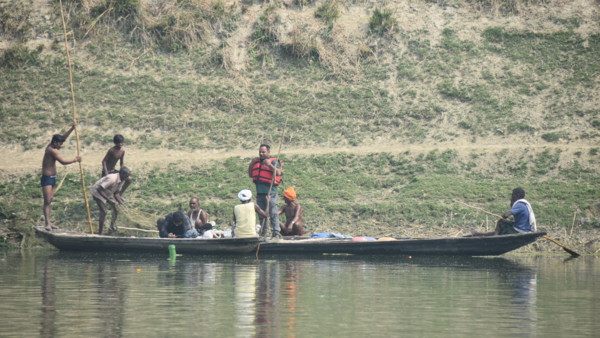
top-left (456, 201), bottom-right (580, 257)
top-left (59, 0), bottom-right (94, 234)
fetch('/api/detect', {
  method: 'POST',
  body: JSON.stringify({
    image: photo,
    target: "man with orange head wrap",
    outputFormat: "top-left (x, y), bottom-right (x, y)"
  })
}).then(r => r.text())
top-left (278, 187), bottom-right (303, 236)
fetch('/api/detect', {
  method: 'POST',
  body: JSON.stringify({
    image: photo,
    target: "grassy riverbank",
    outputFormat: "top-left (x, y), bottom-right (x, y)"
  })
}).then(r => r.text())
top-left (1, 0), bottom-right (599, 250)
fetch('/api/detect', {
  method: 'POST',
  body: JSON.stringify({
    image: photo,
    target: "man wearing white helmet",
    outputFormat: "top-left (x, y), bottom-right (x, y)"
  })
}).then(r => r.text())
top-left (233, 189), bottom-right (270, 238)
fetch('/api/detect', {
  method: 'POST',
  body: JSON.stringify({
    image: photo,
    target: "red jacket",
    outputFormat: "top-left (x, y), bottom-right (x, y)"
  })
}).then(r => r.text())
top-left (251, 158), bottom-right (281, 185)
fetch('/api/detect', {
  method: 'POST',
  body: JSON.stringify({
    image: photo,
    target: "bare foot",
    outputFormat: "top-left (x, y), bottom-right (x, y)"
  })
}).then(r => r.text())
top-left (51, 224), bottom-right (59, 229)
top-left (45, 223), bottom-right (56, 231)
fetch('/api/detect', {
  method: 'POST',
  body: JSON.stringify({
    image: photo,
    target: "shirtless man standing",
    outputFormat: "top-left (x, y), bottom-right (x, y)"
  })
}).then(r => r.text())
top-left (102, 134), bottom-right (126, 177)
top-left (41, 124), bottom-right (82, 231)
top-left (278, 187), bottom-right (303, 236)
top-left (187, 197), bottom-right (208, 230)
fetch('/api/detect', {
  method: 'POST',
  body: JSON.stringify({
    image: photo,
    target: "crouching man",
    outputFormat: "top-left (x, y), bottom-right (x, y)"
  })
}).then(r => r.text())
top-left (90, 167), bottom-right (131, 235)
top-left (159, 211), bottom-right (198, 238)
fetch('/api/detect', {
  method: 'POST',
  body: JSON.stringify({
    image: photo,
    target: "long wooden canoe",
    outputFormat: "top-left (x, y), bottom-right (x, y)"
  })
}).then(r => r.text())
top-left (258, 231), bottom-right (547, 256)
top-left (34, 226), bottom-right (259, 254)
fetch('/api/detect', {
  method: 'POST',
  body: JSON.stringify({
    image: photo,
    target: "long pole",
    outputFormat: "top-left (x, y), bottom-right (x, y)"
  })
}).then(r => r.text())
top-left (59, 0), bottom-right (94, 234)
top-left (258, 112), bottom-right (290, 238)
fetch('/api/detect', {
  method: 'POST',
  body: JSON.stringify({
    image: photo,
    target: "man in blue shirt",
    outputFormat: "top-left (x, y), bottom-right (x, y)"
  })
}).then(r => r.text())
top-left (471, 187), bottom-right (532, 236)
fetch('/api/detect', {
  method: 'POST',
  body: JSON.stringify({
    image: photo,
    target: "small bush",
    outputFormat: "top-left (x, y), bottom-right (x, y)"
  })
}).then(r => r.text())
top-left (284, 28), bottom-right (319, 60)
top-left (590, 148), bottom-right (598, 156)
top-left (294, 0), bottom-right (316, 7)
top-left (541, 132), bottom-right (568, 142)
top-left (252, 5), bottom-right (279, 45)
top-left (314, 2), bottom-right (339, 24)
top-left (1, 44), bottom-right (40, 68)
top-left (458, 121), bottom-right (472, 130)
top-left (592, 120), bottom-right (600, 129)
top-left (369, 8), bottom-right (398, 35)
top-left (0, 0), bottom-right (34, 42)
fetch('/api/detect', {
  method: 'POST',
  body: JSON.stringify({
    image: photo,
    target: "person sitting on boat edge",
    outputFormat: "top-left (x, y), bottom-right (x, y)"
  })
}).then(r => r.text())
top-left (159, 211), bottom-right (198, 238)
top-left (91, 166), bottom-right (132, 235)
top-left (188, 197), bottom-right (209, 230)
top-left (278, 187), bottom-right (303, 236)
top-left (233, 189), bottom-right (270, 238)
top-left (41, 123), bottom-right (82, 231)
top-left (471, 187), bottom-right (537, 236)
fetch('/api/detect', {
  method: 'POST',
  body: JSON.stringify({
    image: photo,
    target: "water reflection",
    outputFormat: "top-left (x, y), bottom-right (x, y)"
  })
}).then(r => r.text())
top-left (40, 261), bottom-right (57, 338)
top-left (94, 263), bottom-right (127, 338)
top-left (1, 251), bottom-right (598, 337)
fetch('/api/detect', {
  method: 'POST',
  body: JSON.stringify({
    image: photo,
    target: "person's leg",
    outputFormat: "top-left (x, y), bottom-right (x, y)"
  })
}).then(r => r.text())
top-left (108, 203), bottom-right (118, 233)
top-left (94, 196), bottom-right (107, 235)
top-left (256, 194), bottom-right (268, 236)
top-left (185, 229), bottom-right (199, 238)
top-left (471, 220), bottom-right (501, 237)
top-left (42, 185), bottom-right (56, 231)
top-left (292, 222), bottom-right (303, 236)
top-left (269, 193), bottom-right (281, 236)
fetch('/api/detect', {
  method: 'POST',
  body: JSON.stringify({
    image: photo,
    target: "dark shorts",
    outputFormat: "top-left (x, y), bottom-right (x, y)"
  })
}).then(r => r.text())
top-left (499, 220), bottom-right (521, 235)
top-left (102, 169), bottom-right (119, 177)
top-left (41, 175), bottom-right (56, 187)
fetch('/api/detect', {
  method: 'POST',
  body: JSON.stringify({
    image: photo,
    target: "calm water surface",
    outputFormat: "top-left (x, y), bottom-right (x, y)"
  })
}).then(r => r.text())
top-left (0, 250), bottom-right (598, 337)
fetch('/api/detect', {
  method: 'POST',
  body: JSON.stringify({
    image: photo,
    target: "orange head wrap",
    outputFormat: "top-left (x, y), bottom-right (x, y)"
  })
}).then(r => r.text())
top-left (284, 187), bottom-right (297, 201)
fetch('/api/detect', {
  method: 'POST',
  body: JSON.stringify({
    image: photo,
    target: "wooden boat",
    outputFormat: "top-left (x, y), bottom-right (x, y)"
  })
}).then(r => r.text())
top-left (33, 226), bottom-right (259, 254)
top-left (258, 231), bottom-right (547, 256)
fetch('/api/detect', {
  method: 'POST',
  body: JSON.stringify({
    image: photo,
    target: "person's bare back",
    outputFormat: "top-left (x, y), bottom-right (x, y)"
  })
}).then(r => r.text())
top-left (102, 135), bottom-right (125, 175)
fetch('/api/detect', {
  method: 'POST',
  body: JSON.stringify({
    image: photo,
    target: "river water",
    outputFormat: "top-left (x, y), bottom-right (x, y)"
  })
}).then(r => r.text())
top-left (0, 250), bottom-right (598, 337)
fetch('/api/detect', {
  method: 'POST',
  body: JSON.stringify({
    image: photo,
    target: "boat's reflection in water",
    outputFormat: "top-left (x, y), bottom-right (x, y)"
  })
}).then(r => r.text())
top-left (30, 253), bottom-right (586, 337)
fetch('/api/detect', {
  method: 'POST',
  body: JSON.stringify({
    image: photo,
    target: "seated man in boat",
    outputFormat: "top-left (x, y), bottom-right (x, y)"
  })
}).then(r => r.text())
top-left (471, 187), bottom-right (536, 236)
top-left (278, 187), bottom-right (303, 236)
top-left (187, 197), bottom-right (209, 230)
top-left (159, 211), bottom-right (198, 238)
top-left (233, 189), bottom-right (270, 238)
top-left (90, 166), bottom-right (132, 235)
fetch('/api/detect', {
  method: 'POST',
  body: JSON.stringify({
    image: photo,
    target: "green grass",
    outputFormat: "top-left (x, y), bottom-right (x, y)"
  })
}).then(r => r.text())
top-left (1, 150), bottom-right (597, 232)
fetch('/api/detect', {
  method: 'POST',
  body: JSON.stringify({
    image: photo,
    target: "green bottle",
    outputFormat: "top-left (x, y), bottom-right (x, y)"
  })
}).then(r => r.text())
top-left (168, 245), bottom-right (176, 261)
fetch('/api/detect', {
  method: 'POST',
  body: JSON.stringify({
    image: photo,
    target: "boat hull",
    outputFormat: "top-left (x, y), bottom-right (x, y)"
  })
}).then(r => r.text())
top-left (34, 226), bottom-right (259, 254)
top-left (259, 232), bottom-right (547, 256)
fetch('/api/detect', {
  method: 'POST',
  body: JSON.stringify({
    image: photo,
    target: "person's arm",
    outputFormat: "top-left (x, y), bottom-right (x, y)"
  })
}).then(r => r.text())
top-left (266, 159), bottom-right (282, 176)
top-left (200, 210), bottom-right (208, 225)
top-left (62, 123), bottom-right (76, 140)
top-left (159, 218), bottom-right (169, 238)
top-left (290, 204), bottom-right (302, 225)
top-left (96, 186), bottom-right (116, 205)
top-left (101, 150), bottom-right (111, 174)
top-left (120, 149), bottom-right (125, 168)
top-left (502, 211), bottom-right (513, 219)
top-left (277, 205), bottom-right (285, 216)
top-left (254, 204), bottom-right (269, 219)
top-left (248, 158), bottom-right (260, 177)
top-left (51, 148), bottom-right (81, 165)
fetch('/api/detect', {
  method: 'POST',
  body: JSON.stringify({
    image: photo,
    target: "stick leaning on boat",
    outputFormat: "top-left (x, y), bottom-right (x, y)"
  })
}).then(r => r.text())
top-left (456, 201), bottom-right (580, 257)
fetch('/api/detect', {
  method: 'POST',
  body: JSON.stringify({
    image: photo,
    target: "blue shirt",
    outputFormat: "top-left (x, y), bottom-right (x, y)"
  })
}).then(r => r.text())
top-left (510, 202), bottom-right (531, 232)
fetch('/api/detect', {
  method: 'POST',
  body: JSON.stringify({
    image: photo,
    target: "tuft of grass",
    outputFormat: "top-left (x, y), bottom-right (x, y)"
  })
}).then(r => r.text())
top-left (541, 132), bottom-right (568, 143)
top-left (284, 27), bottom-right (319, 60)
top-left (0, 44), bottom-right (40, 68)
top-left (0, 0), bottom-right (34, 42)
top-left (590, 148), bottom-right (598, 156)
top-left (314, 1), bottom-right (339, 24)
top-left (369, 8), bottom-right (398, 36)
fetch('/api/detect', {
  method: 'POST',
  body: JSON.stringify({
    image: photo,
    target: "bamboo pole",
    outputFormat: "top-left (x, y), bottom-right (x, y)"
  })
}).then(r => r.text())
top-left (59, 0), bottom-right (94, 234)
top-left (258, 112), bottom-right (290, 238)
